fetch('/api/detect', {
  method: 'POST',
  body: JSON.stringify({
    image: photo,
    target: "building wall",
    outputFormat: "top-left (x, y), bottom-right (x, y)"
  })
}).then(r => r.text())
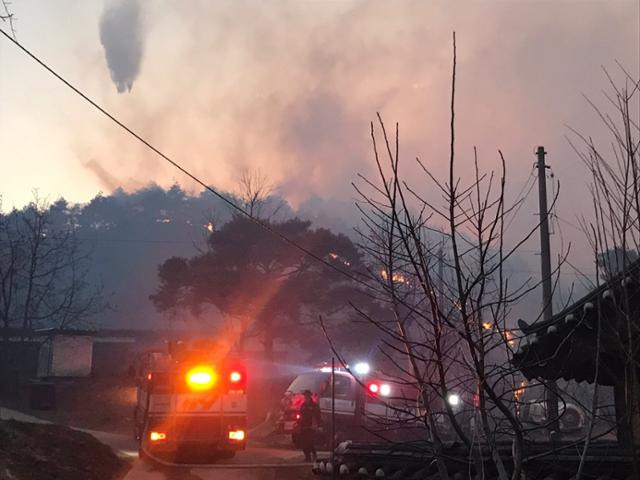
top-left (91, 341), bottom-right (137, 377)
top-left (37, 340), bottom-right (51, 377)
top-left (0, 341), bottom-right (40, 397)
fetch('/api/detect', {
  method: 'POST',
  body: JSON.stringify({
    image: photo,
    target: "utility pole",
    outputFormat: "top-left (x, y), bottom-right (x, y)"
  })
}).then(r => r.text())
top-left (536, 146), bottom-right (559, 433)
top-left (438, 246), bottom-right (444, 309)
top-left (331, 357), bottom-right (336, 480)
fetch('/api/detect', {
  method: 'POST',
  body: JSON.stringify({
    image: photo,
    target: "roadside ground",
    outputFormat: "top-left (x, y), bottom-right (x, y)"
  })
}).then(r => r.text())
top-left (0, 407), bottom-right (318, 480)
top-left (0, 411), bottom-right (130, 480)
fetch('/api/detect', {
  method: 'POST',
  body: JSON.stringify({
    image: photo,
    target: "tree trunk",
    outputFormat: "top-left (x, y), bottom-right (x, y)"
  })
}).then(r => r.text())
top-left (615, 377), bottom-right (634, 447)
top-left (628, 365), bottom-right (640, 446)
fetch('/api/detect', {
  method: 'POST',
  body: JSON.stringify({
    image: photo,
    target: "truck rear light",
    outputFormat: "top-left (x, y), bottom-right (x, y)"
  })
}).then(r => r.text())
top-left (226, 367), bottom-right (246, 393)
top-left (228, 430), bottom-right (245, 441)
top-left (368, 381), bottom-right (391, 396)
top-left (149, 431), bottom-right (166, 442)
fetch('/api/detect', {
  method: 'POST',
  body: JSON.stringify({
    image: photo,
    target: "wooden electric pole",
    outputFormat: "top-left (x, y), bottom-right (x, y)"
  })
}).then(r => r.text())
top-left (536, 146), bottom-right (559, 433)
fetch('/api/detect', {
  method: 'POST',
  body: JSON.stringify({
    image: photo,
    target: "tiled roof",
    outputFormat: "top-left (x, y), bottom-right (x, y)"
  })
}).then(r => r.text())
top-left (512, 260), bottom-right (640, 385)
top-left (311, 440), bottom-right (634, 479)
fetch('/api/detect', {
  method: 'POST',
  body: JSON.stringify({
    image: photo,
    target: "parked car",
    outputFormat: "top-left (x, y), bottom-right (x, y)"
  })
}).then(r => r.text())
top-left (520, 400), bottom-right (586, 433)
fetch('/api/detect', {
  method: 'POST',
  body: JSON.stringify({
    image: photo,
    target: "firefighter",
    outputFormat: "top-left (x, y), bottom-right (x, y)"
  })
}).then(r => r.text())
top-left (296, 389), bottom-right (322, 461)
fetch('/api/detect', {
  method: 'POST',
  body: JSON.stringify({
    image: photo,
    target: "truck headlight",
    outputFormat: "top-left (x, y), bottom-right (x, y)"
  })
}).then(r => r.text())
top-left (447, 393), bottom-right (461, 407)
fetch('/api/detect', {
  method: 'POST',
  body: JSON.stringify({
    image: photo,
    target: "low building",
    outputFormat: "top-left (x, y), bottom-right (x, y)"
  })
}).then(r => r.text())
top-left (513, 260), bottom-right (640, 447)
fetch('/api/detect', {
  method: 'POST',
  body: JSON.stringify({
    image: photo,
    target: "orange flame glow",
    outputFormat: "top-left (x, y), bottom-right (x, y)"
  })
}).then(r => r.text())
top-left (380, 269), bottom-right (408, 284)
top-left (514, 380), bottom-right (527, 402)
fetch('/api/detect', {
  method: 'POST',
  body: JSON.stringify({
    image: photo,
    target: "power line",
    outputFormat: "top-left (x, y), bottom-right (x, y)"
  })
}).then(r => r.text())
top-left (0, 28), bottom-right (596, 289)
top-left (555, 214), bottom-right (582, 232)
top-left (509, 267), bottom-right (596, 278)
top-left (74, 236), bottom-right (592, 275)
top-left (504, 167), bottom-right (537, 233)
top-left (77, 237), bottom-right (196, 245)
top-left (0, 27), bottom-right (372, 288)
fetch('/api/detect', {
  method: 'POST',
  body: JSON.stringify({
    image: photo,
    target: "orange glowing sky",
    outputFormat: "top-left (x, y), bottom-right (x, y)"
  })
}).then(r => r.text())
top-left (1, 0), bottom-right (638, 272)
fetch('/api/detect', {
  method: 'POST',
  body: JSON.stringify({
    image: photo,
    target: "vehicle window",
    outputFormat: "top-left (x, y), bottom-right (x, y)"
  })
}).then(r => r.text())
top-left (286, 372), bottom-right (330, 396)
top-left (333, 374), bottom-right (352, 398)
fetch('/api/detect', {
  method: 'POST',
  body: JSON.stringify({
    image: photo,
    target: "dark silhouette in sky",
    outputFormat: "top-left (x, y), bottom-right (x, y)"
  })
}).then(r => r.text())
top-left (99, 0), bottom-right (144, 93)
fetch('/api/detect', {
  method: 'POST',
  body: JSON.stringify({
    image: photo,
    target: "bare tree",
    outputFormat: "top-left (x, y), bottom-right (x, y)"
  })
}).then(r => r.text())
top-left (235, 168), bottom-right (285, 220)
top-left (569, 66), bottom-right (640, 475)
top-left (0, 198), bottom-right (20, 336)
top-left (0, 0), bottom-right (16, 38)
top-left (328, 34), bottom-right (567, 480)
top-left (0, 195), bottom-right (105, 339)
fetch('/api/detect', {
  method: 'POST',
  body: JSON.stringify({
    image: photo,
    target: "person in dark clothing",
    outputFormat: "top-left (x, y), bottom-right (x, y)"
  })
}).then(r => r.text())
top-left (296, 389), bottom-right (322, 461)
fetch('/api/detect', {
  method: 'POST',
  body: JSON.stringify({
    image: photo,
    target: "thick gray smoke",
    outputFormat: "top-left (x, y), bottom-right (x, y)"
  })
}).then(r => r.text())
top-left (99, 0), bottom-right (143, 93)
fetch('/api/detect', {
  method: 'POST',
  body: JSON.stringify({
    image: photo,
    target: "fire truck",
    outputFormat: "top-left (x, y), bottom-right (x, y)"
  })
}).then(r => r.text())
top-left (278, 363), bottom-right (424, 446)
top-left (132, 340), bottom-right (247, 463)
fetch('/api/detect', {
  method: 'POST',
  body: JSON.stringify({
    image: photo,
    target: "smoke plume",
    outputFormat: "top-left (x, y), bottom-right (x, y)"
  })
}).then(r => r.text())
top-left (99, 0), bottom-right (143, 93)
top-left (75, 0), bottom-right (637, 265)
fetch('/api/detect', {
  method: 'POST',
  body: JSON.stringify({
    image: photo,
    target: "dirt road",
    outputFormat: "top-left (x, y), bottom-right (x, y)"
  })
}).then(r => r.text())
top-left (119, 454), bottom-right (314, 480)
top-left (93, 432), bottom-right (314, 480)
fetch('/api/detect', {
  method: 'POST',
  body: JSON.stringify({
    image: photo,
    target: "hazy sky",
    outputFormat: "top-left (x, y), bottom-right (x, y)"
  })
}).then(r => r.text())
top-left (1, 0), bottom-right (638, 274)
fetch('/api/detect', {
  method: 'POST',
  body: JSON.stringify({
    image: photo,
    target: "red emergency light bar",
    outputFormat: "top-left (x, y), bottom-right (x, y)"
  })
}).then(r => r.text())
top-left (153, 362), bottom-right (246, 393)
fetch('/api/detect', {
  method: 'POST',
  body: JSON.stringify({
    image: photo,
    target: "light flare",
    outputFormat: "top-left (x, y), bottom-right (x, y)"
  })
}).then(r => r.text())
top-left (150, 431), bottom-right (166, 441)
top-left (186, 365), bottom-right (217, 391)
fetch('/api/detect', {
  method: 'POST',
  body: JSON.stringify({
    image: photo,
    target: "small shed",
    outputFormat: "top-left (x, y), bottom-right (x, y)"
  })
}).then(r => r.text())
top-left (91, 330), bottom-right (137, 377)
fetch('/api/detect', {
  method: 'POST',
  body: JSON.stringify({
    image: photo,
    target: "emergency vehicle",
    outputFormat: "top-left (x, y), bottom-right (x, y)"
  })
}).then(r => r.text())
top-left (132, 340), bottom-right (247, 463)
top-left (279, 363), bottom-right (423, 445)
